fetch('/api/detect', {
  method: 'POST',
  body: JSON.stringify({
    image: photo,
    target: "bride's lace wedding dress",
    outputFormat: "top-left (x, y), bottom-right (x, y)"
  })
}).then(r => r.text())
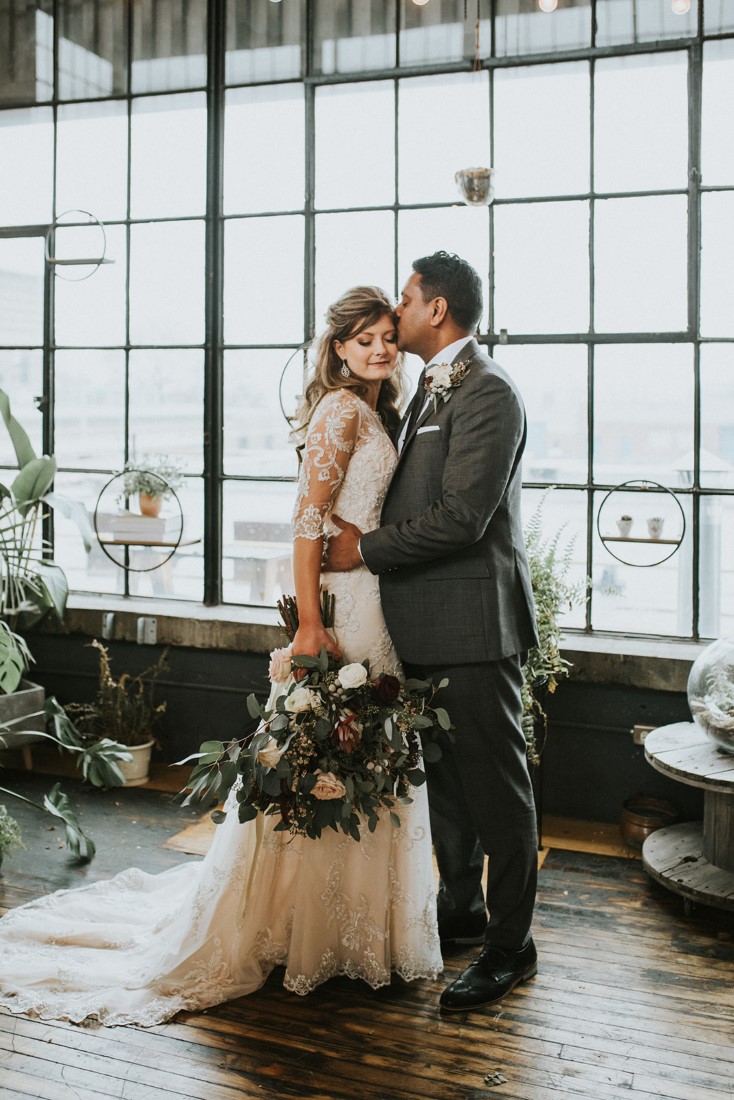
top-left (0, 389), bottom-right (441, 1027)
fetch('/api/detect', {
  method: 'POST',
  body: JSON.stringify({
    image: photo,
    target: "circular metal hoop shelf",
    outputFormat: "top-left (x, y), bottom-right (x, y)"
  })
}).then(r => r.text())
top-left (94, 472), bottom-right (186, 574)
top-left (596, 479), bottom-right (686, 568)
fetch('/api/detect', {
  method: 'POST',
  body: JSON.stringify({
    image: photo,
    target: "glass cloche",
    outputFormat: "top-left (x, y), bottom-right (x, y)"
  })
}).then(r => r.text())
top-left (687, 637), bottom-right (734, 754)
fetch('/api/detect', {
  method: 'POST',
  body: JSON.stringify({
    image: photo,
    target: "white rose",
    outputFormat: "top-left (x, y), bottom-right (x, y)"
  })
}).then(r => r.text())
top-left (268, 646), bottom-right (292, 683)
top-left (285, 686), bottom-right (318, 713)
top-left (337, 663), bottom-right (368, 690)
top-left (427, 363), bottom-right (452, 390)
top-left (257, 736), bottom-right (284, 768)
top-left (311, 770), bottom-right (347, 801)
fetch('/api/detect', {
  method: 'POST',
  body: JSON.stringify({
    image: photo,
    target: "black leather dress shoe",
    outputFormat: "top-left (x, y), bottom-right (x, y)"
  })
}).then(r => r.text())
top-left (438, 911), bottom-right (488, 947)
top-left (439, 937), bottom-right (537, 1011)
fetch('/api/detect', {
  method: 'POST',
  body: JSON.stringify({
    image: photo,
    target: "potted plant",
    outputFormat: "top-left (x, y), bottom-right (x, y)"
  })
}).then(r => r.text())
top-left (522, 493), bottom-right (587, 766)
top-left (0, 803), bottom-right (24, 870)
top-left (65, 641), bottom-right (169, 787)
top-left (120, 455), bottom-right (184, 517)
top-left (0, 387), bottom-right (131, 861)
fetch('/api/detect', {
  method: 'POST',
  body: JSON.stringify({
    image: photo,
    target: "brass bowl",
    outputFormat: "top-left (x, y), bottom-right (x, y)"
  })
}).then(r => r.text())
top-left (620, 795), bottom-right (679, 850)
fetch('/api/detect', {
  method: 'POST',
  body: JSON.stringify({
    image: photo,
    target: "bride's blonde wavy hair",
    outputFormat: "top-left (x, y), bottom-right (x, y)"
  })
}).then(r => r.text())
top-left (292, 286), bottom-right (407, 447)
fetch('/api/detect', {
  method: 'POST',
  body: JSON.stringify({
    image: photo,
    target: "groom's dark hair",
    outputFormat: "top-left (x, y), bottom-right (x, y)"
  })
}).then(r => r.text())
top-left (412, 251), bottom-right (483, 333)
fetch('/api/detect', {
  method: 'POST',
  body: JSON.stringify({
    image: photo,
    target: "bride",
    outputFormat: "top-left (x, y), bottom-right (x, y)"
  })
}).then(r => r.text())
top-left (0, 286), bottom-right (442, 1027)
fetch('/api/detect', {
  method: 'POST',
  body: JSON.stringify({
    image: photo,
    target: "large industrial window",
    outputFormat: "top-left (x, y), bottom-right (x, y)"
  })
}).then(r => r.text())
top-left (0, 0), bottom-right (732, 639)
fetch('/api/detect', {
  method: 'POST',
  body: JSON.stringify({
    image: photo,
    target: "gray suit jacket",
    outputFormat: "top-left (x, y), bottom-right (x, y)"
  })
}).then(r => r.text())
top-left (360, 339), bottom-right (538, 665)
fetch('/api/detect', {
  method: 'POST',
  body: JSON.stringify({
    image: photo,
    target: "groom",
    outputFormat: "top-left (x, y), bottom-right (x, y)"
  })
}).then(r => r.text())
top-left (325, 251), bottom-right (539, 1011)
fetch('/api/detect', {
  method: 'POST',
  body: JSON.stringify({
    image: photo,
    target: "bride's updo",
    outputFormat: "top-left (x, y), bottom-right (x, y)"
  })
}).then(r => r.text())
top-left (292, 286), bottom-right (407, 445)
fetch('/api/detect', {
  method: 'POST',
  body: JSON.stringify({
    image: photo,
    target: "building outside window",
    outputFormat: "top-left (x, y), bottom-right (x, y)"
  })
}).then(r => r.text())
top-left (0, 0), bottom-right (732, 640)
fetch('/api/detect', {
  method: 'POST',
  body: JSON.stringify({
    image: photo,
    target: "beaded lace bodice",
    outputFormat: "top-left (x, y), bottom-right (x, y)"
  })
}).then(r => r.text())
top-left (292, 389), bottom-right (397, 543)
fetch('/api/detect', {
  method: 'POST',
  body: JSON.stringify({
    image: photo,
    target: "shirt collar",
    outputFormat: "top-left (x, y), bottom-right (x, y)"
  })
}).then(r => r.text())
top-left (425, 335), bottom-right (474, 372)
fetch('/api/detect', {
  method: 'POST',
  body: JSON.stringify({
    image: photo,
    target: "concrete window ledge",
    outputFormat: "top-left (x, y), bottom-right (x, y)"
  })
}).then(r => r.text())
top-left (40, 594), bottom-right (709, 694)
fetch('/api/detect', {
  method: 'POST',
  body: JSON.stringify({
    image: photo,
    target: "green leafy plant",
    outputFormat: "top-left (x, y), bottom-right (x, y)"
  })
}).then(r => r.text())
top-left (65, 640), bottom-right (169, 748)
top-left (120, 455), bottom-right (184, 501)
top-left (0, 388), bottom-right (128, 861)
top-left (522, 492), bottom-right (588, 765)
top-left (0, 803), bottom-right (24, 864)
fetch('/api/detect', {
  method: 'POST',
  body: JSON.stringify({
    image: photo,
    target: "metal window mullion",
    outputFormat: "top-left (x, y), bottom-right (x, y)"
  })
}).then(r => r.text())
top-left (42, 0), bottom-right (61, 563)
top-left (393, 75), bottom-right (400, 299)
top-left (487, 63), bottom-right (494, 338)
top-left (689, 40), bottom-right (704, 638)
top-left (203, 0), bottom-right (225, 606)
top-left (585, 53), bottom-right (596, 633)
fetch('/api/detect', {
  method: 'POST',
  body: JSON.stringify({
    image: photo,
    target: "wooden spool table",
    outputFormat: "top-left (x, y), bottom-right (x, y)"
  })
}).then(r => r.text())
top-left (642, 721), bottom-right (734, 914)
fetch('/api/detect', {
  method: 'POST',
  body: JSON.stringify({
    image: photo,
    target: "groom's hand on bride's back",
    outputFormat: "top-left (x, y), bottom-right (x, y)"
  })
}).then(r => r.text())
top-left (324, 516), bottom-right (363, 572)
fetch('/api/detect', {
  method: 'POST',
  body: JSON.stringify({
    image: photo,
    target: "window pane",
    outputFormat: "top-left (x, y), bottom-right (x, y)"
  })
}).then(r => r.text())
top-left (226, 0), bottom-right (304, 84)
top-left (399, 72), bottom-right (489, 205)
top-left (495, 0), bottom-right (591, 57)
top-left (313, 0), bottom-right (396, 76)
top-left (594, 344), bottom-right (693, 487)
top-left (499, 345), bottom-right (587, 485)
top-left (705, 2), bottom-right (734, 34)
top-left (54, 349), bottom-right (125, 470)
top-left (399, 1), bottom-right (490, 67)
top-left (522, 487), bottom-right (588, 631)
top-left (58, 0), bottom-right (128, 99)
top-left (222, 480), bottom-right (295, 606)
top-left (224, 349), bottom-right (301, 478)
top-left (597, 0), bottom-right (696, 45)
top-left (594, 196), bottom-right (687, 333)
top-left (0, 0), bottom-right (53, 105)
top-left (314, 212), bottom-right (395, 326)
top-left (131, 0), bottom-right (207, 93)
top-left (593, 487), bottom-right (691, 635)
top-left (56, 101), bottom-right (128, 222)
top-left (0, 107), bottom-right (53, 226)
top-left (130, 221), bottom-right (205, 345)
top-left (225, 85), bottom-right (305, 215)
top-left (0, 238), bottom-right (44, 346)
top-left (702, 498), bottom-right (734, 639)
top-left (129, 350), bottom-right (204, 473)
top-left (494, 62), bottom-right (589, 199)
top-left (595, 53), bottom-right (688, 193)
top-left (54, 471), bottom-right (125, 597)
top-left (702, 43), bottom-right (734, 187)
top-left (398, 207), bottom-right (490, 332)
top-left (700, 193), bottom-right (734, 338)
top-left (700, 345), bottom-right (734, 490)
top-left (0, 351), bottom-right (42, 466)
top-left (315, 83), bottom-right (394, 209)
top-left (224, 216), bottom-right (304, 345)
top-left (54, 224), bottom-right (127, 347)
top-left (494, 201), bottom-right (589, 335)
top-left (131, 94), bottom-right (207, 219)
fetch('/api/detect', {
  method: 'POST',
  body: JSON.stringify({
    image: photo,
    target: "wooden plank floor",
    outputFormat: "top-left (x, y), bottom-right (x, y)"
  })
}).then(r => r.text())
top-left (1, 772), bottom-right (733, 1100)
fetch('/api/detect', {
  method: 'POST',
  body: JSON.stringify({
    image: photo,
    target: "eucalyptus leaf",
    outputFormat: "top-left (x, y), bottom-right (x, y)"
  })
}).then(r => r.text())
top-left (422, 740), bottom-right (443, 764)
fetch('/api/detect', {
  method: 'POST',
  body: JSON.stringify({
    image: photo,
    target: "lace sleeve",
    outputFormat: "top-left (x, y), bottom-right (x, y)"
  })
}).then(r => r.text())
top-left (292, 390), bottom-right (363, 540)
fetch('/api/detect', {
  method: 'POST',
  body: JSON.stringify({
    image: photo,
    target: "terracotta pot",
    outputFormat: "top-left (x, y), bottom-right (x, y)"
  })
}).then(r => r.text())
top-left (138, 493), bottom-right (162, 517)
top-left (117, 740), bottom-right (155, 787)
top-left (620, 795), bottom-right (679, 849)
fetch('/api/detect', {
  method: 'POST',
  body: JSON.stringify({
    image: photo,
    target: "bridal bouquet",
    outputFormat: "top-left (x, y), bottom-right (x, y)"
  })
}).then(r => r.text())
top-left (180, 648), bottom-right (451, 841)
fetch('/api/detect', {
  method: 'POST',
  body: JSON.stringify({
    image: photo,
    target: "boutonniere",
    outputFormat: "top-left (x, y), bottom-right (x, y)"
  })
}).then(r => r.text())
top-left (424, 360), bottom-right (471, 410)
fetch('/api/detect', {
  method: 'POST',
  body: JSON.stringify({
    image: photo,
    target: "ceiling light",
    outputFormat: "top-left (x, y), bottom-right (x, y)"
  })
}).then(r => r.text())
top-left (671, 0), bottom-right (691, 12)
top-left (538, 0), bottom-right (558, 11)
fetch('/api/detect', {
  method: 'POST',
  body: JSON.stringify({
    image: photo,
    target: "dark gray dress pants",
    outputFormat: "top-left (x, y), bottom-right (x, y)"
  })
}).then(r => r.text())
top-left (405, 653), bottom-right (537, 951)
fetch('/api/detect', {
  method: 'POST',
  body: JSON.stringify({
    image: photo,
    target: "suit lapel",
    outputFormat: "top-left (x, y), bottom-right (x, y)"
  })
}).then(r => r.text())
top-left (396, 339), bottom-right (482, 461)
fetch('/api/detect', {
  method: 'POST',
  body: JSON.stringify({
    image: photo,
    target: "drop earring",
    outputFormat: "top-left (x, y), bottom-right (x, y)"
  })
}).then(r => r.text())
top-left (340, 360), bottom-right (351, 379)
